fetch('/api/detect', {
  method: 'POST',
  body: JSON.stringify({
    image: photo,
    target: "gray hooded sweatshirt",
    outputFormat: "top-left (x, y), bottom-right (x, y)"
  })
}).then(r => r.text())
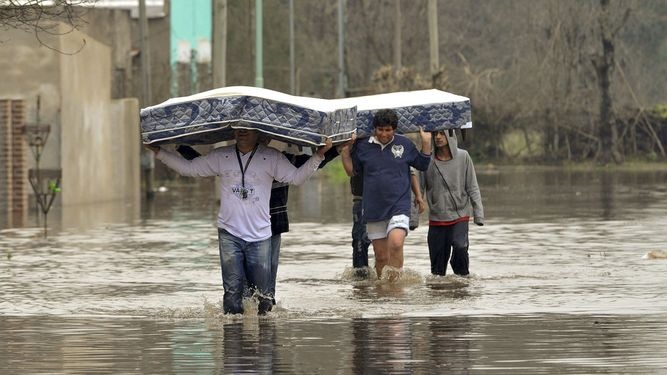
top-left (422, 130), bottom-right (484, 225)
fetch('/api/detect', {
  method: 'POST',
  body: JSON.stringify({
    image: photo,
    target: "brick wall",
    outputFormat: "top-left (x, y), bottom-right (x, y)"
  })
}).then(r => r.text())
top-left (0, 99), bottom-right (27, 227)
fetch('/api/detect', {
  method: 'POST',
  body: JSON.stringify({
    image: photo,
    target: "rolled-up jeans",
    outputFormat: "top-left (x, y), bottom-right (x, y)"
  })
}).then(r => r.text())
top-left (217, 228), bottom-right (272, 314)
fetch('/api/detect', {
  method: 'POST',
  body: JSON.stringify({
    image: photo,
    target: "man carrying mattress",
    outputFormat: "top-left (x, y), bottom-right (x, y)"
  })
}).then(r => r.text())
top-left (176, 140), bottom-right (339, 307)
top-left (340, 109), bottom-right (432, 281)
top-left (147, 129), bottom-right (332, 315)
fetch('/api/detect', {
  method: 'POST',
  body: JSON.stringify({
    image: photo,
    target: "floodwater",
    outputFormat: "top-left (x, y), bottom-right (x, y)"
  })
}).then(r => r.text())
top-left (1, 166), bottom-right (667, 374)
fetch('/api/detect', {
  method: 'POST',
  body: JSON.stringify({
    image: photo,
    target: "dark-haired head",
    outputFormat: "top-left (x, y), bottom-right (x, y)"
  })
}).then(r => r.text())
top-left (372, 109), bottom-right (399, 130)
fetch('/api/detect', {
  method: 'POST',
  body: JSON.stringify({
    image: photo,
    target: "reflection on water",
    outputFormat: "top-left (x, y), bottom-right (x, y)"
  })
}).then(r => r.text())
top-left (474, 167), bottom-right (667, 222)
top-left (2, 166), bottom-right (667, 373)
top-left (1, 314), bottom-right (666, 374)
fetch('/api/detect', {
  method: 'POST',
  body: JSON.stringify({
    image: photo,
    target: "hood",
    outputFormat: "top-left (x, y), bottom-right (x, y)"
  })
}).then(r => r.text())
top-left (434, 129), bottom-right (459, 160)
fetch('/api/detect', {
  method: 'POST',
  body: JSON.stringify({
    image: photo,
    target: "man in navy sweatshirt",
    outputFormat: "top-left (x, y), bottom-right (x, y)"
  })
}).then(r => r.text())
top-left (341, 109), bottom-right (432, 280)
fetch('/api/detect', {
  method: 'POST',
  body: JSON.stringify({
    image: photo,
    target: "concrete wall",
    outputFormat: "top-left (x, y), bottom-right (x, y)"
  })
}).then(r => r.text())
top-left (79, 9), bottom-right (135, 100)
top-left (59, 25), bottom-right (140, 205)
top-left (0, 27), bottom-right (63, 173)
top-left (80, 7), bottom-right (173, 106)
top-left (60, 98), bottom-right (141, 229)
top-left (0, 23), bottom-right (141, 228)
top-left (132, 10), bottom-right (174, 106)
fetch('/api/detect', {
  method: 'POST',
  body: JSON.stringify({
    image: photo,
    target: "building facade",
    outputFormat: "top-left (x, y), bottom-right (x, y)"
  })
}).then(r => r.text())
top-left (0, 4), bottom-right (170, 229)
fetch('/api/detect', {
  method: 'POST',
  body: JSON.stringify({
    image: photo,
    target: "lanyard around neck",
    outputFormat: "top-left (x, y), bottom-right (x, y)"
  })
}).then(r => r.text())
top-left (235, 144), bottom-right (258, 188)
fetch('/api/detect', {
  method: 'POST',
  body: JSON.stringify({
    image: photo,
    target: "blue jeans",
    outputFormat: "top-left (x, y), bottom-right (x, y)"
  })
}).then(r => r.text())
top-left (352, 198), bottom-right (371, 268)
top-left (269, 234), bottom-right (281, 299)
top-left (217, 228), bottom-right (273, 314)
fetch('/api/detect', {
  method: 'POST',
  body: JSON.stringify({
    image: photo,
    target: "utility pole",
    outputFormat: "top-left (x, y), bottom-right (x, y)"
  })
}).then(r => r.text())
top-left (212, 0), bottom-right (227, 88)
top-left (428, 0), bottom-right (439, 76)
top-left (289, 0), bottom-right (295, 94)
top-left (139, 0), bottom-right (152, 105)
top-left (393, 0), bottom-right (401, 71)
top-left (337, 0), bottom-right (346, 98)
top-left (255, 0), bottom-right (264, 88)
top-left (139, 0), bottom-right (154, 198)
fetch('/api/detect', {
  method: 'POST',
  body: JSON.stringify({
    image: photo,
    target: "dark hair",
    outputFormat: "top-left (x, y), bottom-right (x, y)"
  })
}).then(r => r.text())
top-left (372, 109), bottom-right (398, 129)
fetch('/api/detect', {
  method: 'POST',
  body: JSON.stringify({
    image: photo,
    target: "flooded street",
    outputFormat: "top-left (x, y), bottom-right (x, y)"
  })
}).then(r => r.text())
top-left (2, 166), bottom-right (667, 373)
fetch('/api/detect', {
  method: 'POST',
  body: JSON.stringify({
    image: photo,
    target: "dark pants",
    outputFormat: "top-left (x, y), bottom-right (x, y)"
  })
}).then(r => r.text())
top-left (352, 198), bottom-right (371, 268)
top-left (427, 221), bottom-right (470, 276)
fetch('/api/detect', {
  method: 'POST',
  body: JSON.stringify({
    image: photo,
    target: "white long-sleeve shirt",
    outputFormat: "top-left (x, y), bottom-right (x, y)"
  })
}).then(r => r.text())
top-left (156, 143), bottom-right (324, 241)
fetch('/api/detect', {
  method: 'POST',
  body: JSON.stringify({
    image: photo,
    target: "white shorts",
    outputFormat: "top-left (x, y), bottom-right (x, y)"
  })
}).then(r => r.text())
top-left (366, 214), bottom-right (410, 240)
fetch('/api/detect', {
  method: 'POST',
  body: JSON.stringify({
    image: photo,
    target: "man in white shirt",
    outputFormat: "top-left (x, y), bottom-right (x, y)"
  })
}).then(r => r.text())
top-left (147, 129), bottom-right (332, 314)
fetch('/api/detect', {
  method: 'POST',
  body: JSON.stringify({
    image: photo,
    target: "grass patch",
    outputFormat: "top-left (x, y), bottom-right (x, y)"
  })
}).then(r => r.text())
top-left (321, 160), bottom-right (350, 183)
top-left (500, 129), bottom-right (543, 159)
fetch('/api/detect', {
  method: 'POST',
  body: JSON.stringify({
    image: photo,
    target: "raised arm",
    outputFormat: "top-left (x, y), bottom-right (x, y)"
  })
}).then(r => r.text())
top-left (273, 138), bottom-right (332, 185)
top-left (147, 144), bottom-right (220, 177)
top-left (419, 127), bottom-right (432, 156)
top-left (337, 135), bottom-right (356, 177)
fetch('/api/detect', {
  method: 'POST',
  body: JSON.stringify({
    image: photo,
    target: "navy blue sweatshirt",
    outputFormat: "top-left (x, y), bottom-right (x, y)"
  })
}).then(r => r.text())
top-left (351, 134), bottom-right (430, 222)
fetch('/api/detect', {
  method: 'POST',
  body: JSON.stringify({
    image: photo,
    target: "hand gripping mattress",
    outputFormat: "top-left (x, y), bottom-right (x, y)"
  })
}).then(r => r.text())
top-left (140, 86), bottom-right (357, 147)
top-left (140, 87), bottom-right (471, 147)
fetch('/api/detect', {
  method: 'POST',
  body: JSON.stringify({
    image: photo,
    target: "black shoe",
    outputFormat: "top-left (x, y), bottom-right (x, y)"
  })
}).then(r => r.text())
top-left (258, 299), bottom-right (273, 315)
top-left (353, 267), bottom-right (370, 280)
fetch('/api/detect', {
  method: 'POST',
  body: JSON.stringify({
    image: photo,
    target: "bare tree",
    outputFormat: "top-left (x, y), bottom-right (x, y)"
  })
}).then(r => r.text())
top-left (592, 0), bottom-right (630, 164)
top-left (0, 0), bottom-right (93, 52)
top-left (520, 0), bottom-right (637, 162)
top-left (0, 1), bottom-right (92, 31)
top-left (219, 0), bottom-right (664, 161)
top-left (529, 1), bottom-right (597, 161)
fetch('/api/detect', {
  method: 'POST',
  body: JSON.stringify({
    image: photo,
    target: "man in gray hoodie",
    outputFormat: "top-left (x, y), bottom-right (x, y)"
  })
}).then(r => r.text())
top-left (422, 129), bottom-right (484, 276)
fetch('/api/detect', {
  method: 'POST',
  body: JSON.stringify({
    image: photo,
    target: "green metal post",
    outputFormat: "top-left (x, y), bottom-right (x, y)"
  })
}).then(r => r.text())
top-left (255, 0), bottom-right (264, 87)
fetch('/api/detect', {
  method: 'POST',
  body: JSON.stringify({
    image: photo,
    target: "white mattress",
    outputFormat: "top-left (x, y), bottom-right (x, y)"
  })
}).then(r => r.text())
top-left (140, 86), bottom-right (471, 146)
top-left (332, 89), bottom-right (471, 137)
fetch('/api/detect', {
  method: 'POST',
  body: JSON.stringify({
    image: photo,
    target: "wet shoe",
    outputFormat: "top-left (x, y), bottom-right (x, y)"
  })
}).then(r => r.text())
top-left (352, 267), bottom-right (370, 280)
top-left (258, 299), bottom-right (273, 315)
